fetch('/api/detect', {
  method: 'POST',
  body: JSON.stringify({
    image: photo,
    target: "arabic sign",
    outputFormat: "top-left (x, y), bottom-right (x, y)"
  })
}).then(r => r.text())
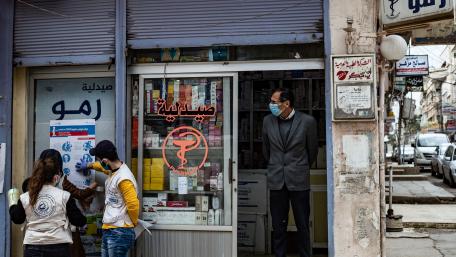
top-left (162, 126), bottom-right (208, 177)
top-left (335, 84), bottom-right (373, 115)
top-left (396, 55), bottom-right (429, 76)
top-left (447, 119), bottom-right (456, 131)
top-left (405, 76), bottom-right (424, 91)
top-left (332, 54), bottom-right (376, 120)
top-left (381, 0), bottom-right (453, 26)
top-left (156, 98), bottom-right (216, 123)
top-left (50, 119), bottom-right (96, 188)
top-left (35, 78), bottom-right (115, 159)
top-left (333, 56), bottom-right (374, 83)
top-left (394, 76), bottom-right (406, 92)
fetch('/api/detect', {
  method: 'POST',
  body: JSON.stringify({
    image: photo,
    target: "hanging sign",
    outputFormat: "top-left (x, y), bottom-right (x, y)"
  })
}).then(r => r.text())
top-left (331, 54), bottom-right (376, 121)
top-left (405, 76), bottom-right (424, 91)
top-left (396, 55), bottom-right (429, 76)
top-left (50, 119), bottom-right (96, 188)
top-left (381, 0), bottom-right (454, 27)
top-left (394, 77), bottom-right (406, 92)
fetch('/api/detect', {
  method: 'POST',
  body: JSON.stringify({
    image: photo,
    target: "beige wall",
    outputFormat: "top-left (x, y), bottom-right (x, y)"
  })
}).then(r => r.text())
top-left (329, 0), bottom-right (382, 256)
top-left (12, 67), bottom-right (29, 257)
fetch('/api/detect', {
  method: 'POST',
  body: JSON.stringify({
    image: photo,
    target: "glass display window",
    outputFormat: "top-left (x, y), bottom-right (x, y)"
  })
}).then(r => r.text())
top-left (133, 74), bottom-right (237, 228)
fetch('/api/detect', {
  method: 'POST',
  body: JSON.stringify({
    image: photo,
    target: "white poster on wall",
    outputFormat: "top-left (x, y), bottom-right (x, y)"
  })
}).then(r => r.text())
top-left (35, 77), bottom-right (115, 160)
top-left (50, 119), bottom-right (96, 188)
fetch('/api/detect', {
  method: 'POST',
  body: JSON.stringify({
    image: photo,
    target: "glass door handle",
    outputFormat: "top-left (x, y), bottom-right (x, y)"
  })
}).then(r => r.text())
top-left (229, 158), bottom-right (235, 183)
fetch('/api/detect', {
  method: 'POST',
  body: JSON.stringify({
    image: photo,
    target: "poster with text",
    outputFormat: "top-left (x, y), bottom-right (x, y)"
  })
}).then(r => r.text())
top-left (50, 119), bottom-right (95, 189)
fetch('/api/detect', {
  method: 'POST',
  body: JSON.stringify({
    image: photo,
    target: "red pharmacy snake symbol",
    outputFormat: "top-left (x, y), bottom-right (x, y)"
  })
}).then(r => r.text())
top-left (173, 131), bottom-right (201, 169)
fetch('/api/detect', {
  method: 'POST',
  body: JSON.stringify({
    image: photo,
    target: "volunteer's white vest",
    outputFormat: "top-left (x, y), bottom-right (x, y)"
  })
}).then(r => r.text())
top-left (103, 163), bottom-right (138, 227)
top-left (20, 185), bottom-right (73, 245)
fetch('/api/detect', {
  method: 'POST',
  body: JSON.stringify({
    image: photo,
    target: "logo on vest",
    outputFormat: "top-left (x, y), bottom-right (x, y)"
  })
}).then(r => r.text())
top-left (33, 194), bottom-right (56, 218)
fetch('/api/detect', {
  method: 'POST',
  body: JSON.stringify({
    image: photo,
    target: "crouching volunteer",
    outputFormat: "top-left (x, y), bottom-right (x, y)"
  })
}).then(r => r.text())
top-left (8, 150), bottom-right (86, 257)
top-left (76, 140), bottom-right (139, 257)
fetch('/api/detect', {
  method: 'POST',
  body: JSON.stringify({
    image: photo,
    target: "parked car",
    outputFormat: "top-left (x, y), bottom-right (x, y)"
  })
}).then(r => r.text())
top-left (431, 143), bottom-right (451, 177)
top-left (393, 145), bottom-right (414, 163)
top-left (412, 133), bottom-right (450, 171)
top-left (441, 144), bottom-right (456, 187)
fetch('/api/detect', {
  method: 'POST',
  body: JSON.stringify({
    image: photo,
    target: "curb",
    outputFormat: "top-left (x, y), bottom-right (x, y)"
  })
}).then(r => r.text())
top-left (403, 222), bottom-right (456, 229)
top-left (386, 196), bottom-right (456, 204)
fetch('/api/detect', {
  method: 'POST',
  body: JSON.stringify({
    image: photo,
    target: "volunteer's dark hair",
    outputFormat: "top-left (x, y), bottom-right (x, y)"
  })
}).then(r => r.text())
top-left (28, 150), bottom-right (63, 206)
top-left (39, 149), bottom-right (63, 171)
top-left (272, 88), bottom-right (294, 107)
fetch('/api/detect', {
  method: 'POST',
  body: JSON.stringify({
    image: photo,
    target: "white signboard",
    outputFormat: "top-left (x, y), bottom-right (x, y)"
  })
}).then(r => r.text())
top-left (35, 77), bottom-right (115, 160)
top-left (396, 55), bottom-right (429, 76)
top-left (50, 119), bottom-right (96, 188)
top-left (381, 0), bottom-right (453, 26)
top-left (332, 54), bottom-right (376, 120)
top-left (333, 56), bottom-right (374, 83)
top-left (336, 84), bottom-right (372, 115)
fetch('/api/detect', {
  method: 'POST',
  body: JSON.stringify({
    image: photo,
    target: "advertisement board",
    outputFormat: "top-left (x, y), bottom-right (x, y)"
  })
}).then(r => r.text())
top-left (396, 55), bottom-right (429, 76)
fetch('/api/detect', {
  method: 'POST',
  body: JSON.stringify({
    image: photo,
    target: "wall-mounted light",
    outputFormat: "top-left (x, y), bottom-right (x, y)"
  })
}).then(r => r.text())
top-left (380, 35), bottom-right (408, 61)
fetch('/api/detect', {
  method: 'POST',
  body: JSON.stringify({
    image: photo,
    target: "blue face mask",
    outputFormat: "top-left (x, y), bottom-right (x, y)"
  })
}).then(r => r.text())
top-left (269, 103), bottom-right (282, 117)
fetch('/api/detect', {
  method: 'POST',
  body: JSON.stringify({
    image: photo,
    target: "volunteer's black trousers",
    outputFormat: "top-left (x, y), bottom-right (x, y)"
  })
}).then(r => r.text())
top-left (270, 186), bottom-right (311, 257)
top-left (24, 243), bottom-right (70, 257)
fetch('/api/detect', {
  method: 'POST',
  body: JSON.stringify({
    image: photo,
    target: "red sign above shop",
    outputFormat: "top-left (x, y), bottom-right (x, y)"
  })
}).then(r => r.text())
top-left (156, 98), bottom-right (216, 123)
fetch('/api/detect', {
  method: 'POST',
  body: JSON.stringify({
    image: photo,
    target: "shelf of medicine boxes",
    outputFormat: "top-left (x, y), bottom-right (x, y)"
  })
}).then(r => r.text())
top-left (143, 148), bottom-right (224, 158)
top-left (143, 190), bottom-right (222, 195)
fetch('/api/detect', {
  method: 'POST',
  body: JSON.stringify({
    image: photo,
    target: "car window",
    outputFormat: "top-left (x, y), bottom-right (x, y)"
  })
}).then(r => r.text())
top-left (417, 135), bottom-right (449, 147)
top-left (445, 147), bottom-right (453, 158)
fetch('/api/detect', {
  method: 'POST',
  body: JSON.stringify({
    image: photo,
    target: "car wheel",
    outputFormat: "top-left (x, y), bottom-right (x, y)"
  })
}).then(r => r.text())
top-left (450, 174), bottom-right (456, 188)
top-left (443, 171), bottom-right (449, 184)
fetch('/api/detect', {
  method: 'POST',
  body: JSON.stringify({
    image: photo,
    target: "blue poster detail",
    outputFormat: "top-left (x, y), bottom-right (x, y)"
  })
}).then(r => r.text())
top-left (63, 168), bottom-right (71, 176)
top-left (62, 141), bottom-right (72, 152)
top-left (83, 141), bottom-right (93, 152)
top-left (62, 154), bottom-right (71, 163)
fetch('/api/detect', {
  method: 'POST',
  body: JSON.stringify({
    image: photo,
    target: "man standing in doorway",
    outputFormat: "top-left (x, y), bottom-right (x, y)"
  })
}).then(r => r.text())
top-left (262, 88), bottom-right (318, 257)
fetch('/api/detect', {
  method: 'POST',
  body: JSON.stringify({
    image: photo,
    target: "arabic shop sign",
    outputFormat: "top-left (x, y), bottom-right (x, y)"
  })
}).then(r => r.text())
top-left (405, 76), bottom-right (424, 91)
top-left (156, 99), bottom-right (216, 123)
top-left (333, 56), bottom-right (374, 83)
top-left (34, 78), bottom-right (115, 159)
top-left (381, 0), bottom-right (453, 27)
top-left (332, 54), bottom-right (376, 121)
top-left (396, 55), bottom-right (429, 76)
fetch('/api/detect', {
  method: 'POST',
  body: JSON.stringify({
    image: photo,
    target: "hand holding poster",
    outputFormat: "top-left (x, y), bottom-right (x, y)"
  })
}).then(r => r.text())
top-left (50, 119), bottom-right (96, 188)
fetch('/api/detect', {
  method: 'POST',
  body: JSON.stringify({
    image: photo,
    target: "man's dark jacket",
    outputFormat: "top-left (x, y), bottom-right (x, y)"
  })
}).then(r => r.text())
top-left (262, 111), bottom-right (318, 191)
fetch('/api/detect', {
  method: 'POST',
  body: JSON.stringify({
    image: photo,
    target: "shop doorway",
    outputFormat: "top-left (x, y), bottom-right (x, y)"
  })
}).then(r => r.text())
top-left (236, 70), bottom-right (328, 257)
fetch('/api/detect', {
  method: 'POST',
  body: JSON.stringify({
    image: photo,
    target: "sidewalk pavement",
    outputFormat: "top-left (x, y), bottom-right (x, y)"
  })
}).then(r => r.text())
top-left (386, 229), bottom-right (456, 257)
top-left (391, 181), bottom-right (456, 204)
top-left (391, 204), bottom-right (456, 228)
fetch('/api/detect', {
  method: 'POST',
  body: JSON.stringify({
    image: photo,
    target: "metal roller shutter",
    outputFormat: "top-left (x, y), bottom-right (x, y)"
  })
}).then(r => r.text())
top-left (14, 0), bottom-right (115, 66)
top-left (127, 0), bottom-right (323, 49)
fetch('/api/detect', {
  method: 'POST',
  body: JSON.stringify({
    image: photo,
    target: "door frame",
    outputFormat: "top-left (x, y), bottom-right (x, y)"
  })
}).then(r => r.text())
top-left (137, 72), bottom-right (239, 255)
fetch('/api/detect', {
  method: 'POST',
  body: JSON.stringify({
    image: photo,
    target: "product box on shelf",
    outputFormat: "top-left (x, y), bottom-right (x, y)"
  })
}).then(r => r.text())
top-left (195, 211), bottom-right (208, 225)
top-left (166, 201), bottom-right (188, 207)
top-left (195, 195), bottom-right (209, 212)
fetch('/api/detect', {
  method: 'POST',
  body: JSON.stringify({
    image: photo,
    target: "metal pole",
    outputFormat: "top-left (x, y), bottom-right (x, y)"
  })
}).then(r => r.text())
top-left (389, 165), bottom-right (393, 211)
top-left (378, 68), bottom-right (387, 257)
top-left (397, 97), bottom-right (404, 164)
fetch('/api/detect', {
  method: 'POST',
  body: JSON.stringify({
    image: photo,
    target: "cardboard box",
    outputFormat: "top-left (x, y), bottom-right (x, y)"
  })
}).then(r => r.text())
top-left (238, 214), bottom-right (266, 253)
top-left (195, 195), bottom-right (209, 212)
top-left (166, 201), bottom-right (188, 207)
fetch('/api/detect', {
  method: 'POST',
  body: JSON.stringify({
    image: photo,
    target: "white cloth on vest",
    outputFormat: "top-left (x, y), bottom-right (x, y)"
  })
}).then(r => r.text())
top-left (103, 163), bottom-right (138, 227)
top-left (20, 185), bottom-right (73, 245)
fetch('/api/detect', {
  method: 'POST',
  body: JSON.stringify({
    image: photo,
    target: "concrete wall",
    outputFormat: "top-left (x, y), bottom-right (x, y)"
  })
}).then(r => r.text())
top-left (328, 0), bottom-right (381, 256)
